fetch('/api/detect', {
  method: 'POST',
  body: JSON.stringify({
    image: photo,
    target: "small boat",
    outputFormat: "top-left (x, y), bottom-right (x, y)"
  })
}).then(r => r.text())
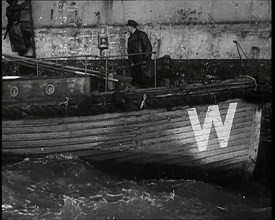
top-left (2, 65), bottom-right (263, 184)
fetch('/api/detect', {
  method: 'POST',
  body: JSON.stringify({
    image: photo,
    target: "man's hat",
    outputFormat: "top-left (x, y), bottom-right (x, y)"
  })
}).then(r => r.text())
top-left (127, 20), bottom-right (138, 27)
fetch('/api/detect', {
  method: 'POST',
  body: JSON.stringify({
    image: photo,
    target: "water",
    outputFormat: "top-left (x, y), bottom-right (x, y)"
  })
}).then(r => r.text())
top-left (2, 155), bottom-right (271, 220)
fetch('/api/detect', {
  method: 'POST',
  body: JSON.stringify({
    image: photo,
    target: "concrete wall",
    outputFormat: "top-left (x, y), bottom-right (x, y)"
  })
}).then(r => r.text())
top-left (2, 0), bottom-right (271, 59)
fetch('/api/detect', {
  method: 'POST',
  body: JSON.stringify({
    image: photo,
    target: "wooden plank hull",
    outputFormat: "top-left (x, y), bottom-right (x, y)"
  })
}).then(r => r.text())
top-left (2, 98), bottom-right (261, 182)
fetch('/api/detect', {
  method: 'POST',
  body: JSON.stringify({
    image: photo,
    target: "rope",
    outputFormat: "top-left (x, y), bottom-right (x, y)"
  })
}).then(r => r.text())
top-left (236, 41), bottom-right (249, 59)
top-left (233, 40), bottom-right (246, 75)
top-left (58, 97), bottom-right (70, 112)
top-left (240, 75), bottom-right (257, 91)
top-left (140, 93), bottom-right (147, 109)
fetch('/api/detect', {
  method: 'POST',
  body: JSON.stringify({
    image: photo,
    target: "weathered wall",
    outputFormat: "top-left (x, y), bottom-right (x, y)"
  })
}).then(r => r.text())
top-left (2, 0), bottom-right (271, 27)
top-left (2, 0), bottom-right (271, 59)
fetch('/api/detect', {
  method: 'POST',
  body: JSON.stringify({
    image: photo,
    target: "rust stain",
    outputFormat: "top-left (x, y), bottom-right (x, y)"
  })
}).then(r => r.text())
top-left (176, 8), bottom-right (201, 23)
top-left (50, 9), bottom-right (54, 20)
top-left (104, 0), bottom-right (113, 10)
top-left (95, 11), bottom-right (101, 25)
top-left (250, 46), bottom-right (260, 59)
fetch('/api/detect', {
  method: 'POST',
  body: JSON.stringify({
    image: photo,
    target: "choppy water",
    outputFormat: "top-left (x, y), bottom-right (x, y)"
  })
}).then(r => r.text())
top-left (2, 155), bottom-right (271, 220)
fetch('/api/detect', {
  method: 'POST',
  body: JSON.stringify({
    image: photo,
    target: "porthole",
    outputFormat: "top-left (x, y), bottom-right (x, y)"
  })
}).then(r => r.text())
top-left (10, 86), bottom-right (19, 97)
top-left (45, 84), bottom-right (55, 95)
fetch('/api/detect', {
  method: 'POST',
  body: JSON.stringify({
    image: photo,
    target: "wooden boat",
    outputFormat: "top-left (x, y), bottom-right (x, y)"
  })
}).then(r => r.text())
top-left (2, 72), bottom-right (263, 183)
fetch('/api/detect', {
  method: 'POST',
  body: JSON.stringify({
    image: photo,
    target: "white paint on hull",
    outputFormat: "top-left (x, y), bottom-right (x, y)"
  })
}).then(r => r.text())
top-left (188, 102), bottom-right (238, 152)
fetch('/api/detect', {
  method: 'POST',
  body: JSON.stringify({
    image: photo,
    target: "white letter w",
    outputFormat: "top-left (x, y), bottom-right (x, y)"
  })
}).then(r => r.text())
top-left (187, 102), bottom-right (238, 152)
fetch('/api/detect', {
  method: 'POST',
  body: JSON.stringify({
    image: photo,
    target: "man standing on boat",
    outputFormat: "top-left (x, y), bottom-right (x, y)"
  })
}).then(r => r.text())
top-left (126, 20), bottom-right (153, 87)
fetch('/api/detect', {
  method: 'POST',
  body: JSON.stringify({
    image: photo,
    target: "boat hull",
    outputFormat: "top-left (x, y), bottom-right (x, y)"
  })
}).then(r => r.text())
top-left (2, 98), bottom-right (261, 182)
